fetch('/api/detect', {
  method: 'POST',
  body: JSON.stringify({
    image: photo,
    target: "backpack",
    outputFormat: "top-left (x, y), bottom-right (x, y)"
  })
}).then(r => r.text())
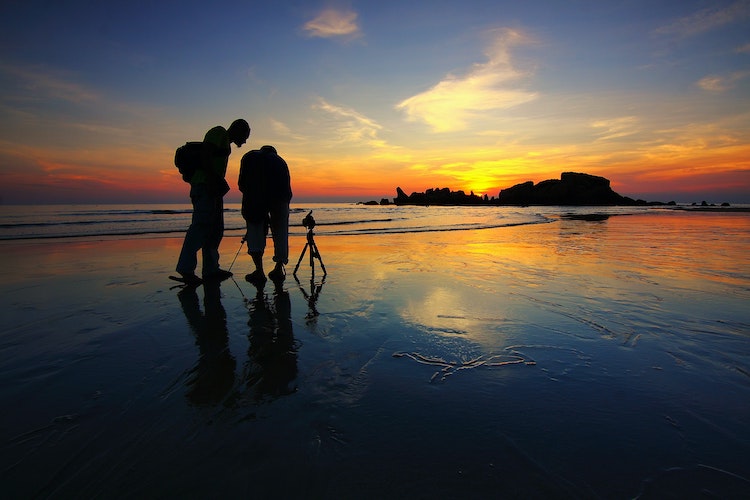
top-left (174, 141), bottom-right (203, 182)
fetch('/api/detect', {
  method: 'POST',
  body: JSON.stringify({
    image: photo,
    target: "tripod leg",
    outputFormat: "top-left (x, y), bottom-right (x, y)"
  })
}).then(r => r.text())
top-left (311, 241), bottom-right (327, 276)
top-left (293, 242), bottom-right (309, 276)
top-left (307, 238), bottom-right (315, 279)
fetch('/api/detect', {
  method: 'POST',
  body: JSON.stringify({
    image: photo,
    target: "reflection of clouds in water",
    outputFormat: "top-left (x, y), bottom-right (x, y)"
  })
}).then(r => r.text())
top-left (401, 287), bottom-right (470, 333)
top-left (396, 285), bottom-right (535, 383)
top-left (400, 286), bottom-right (511, 337)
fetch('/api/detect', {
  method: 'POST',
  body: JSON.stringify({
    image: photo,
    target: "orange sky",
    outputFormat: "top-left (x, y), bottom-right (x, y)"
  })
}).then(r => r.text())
top-left (2, 2), bottom-right (749, 204)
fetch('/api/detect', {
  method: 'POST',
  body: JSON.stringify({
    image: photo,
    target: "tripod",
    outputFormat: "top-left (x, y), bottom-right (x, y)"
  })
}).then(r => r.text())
top-left (293, 211), bottom-right (327, 279)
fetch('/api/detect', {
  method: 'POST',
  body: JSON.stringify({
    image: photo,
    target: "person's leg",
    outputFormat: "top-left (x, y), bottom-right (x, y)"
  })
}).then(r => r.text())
top-left (268, 204), bottom-right (289, 280)
top-left (249, 251), bottom-right (264, 274)
top-left (244, 218), bottom-right (268, 284)
top-left (202, 195), bottom-right (224, 278)
top-left (176, 185), bottom-right (212, 280)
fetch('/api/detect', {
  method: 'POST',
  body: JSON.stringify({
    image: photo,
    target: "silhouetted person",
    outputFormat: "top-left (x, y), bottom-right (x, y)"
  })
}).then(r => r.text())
top-left (238, 145), bottom-right (292, 284)
top-left (178, 281), bottom-right (236, 407)
top-left (176, 119), bottom-right (251, 285)
top-left (243, 280), bottom-right (298, 401)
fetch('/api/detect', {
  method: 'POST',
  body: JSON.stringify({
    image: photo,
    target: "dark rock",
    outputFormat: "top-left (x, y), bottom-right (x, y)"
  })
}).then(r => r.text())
top-left (385, 172), bottom-right (669, 206)
top-left (495, 181), bottom-right (534, 205)
top-left (561, 213), bottom-right (611, 221)
top-left (393, 186), bottom-right (483, 205)
top-left (497, 172), bottom-right (628, 206)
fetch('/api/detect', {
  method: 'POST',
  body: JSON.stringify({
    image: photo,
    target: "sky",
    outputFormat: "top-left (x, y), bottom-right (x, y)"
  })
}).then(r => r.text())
top-left (1, 0), bottom-right (749, 204)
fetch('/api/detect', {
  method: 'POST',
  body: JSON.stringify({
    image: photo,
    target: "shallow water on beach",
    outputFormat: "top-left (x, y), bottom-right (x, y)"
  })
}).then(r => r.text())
top-left (2, 202), bottom-right (544, 240)
top-left (1, 209), bottom-right (749, 498)
top-left (0, 201), bottom-right (681, 240)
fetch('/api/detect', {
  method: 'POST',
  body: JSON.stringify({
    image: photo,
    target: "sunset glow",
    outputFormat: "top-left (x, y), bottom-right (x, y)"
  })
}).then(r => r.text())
top-left (1, 1), bottom-right (749, 204)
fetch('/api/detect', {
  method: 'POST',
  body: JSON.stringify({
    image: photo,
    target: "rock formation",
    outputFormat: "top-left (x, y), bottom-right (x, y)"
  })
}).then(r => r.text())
top-left (497, 172), bottom-right (626, 205)
top-left (389, 172), bottom-right (674, 206)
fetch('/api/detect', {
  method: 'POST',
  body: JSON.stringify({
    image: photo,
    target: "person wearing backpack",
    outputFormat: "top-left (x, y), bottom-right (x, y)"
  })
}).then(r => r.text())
top-left (175, 119), bottom-right (251, 285)
top-left (238, 145), bottom-right (292, 284)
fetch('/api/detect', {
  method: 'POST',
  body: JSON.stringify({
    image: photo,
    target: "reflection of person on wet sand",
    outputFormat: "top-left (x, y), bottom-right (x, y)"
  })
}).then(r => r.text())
top-left (178, 281), bottom-right (236, 407)
top-left (243, 281), bottom-right (297, 401)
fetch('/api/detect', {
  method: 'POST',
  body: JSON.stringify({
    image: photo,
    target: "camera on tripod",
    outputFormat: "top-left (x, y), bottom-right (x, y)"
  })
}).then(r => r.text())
top-left (294, 210), bottom-right (326, 278)
top-left (302, 211), bottom-right (316, 231)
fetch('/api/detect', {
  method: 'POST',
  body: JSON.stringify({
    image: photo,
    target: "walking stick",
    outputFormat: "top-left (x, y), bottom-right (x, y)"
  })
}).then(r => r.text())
top-left (228, 237), bottom-right (245, 272)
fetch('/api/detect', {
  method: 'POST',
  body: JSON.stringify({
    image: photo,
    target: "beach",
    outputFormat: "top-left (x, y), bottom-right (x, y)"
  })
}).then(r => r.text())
top-left (1, 207), bottom-right (749, 498)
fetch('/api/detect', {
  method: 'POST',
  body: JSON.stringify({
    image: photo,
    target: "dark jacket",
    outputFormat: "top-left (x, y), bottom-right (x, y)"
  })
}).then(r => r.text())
top-left (238, 146), bottom-right (292, 222)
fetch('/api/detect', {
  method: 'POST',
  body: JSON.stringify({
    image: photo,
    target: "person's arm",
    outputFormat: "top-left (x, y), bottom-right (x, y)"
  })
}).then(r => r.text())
top-left (202, 126), bottom-right (231, 178)
top-left (200, 142), bottom-right (215, 171)
top-left (238, 155), bottom-right (248, 193)
top-left (198, 142), bottom-right (224, 190)
top-left (282, 158), bottom-right (292, 202)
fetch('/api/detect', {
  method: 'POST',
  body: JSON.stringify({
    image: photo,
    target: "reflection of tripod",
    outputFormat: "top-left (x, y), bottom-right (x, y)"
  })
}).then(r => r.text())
top-left (293, 211), bottom-right (327, 279)
top-left (295, 274), bottom-right (325, 324)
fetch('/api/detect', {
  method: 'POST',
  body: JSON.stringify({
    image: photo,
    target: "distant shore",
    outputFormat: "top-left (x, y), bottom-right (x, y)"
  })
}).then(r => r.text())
top-left (359, 172), bottom-right (741, 208)
top-left (360, 196), bottom-right (744, 210)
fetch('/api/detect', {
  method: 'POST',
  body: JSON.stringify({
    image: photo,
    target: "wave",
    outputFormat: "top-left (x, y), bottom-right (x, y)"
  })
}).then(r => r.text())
top-left (2, 228), bottom-right (188, 241)
top-left (322, 219), bottom-right (553, 235)
top-left (63, 208), bottom-right (197, 216)
top-left (304, 217), bottom-right (402, 227)
top-left (0, 217), bottom-right (176, 229)
top-left (0, 220), bottom-right (551, 241)
top-left (3, 203), bottom-right (677, 241)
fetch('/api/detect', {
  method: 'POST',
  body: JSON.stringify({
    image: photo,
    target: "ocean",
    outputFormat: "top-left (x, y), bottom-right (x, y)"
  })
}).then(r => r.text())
top-left (0, 202), bottom-right (716, 241)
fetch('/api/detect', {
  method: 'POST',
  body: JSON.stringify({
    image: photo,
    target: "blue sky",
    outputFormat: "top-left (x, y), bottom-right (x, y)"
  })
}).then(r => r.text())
top-left (1, 0), bottom-right (749, 204)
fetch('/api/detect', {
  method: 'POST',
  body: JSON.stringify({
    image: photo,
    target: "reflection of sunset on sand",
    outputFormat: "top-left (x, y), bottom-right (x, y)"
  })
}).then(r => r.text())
top-left (1, 209), bottom-right (749, 497)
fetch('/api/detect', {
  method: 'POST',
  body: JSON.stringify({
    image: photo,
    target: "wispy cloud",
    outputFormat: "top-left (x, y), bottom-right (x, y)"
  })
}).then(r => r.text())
top-left (737, 43), bottom-right (750, 54)
top-left (312, 97), bottom-right (385, 147)
top-left (304, 9), bottom-right (361, 39)
top-left (591, 116), bottom-right (639, 141)
top-left (269, 117), bottom-right (307, 142)
top-left (0, 63), bottom-right (98, 104)
top-left (271, 118), bottom-right (292, 135)
top-left (697, 71), bottom-right (750, 92)
top-left (654, 0), bottom-right (750, 38)
top-left (395, 28), bottom-right (537, 133)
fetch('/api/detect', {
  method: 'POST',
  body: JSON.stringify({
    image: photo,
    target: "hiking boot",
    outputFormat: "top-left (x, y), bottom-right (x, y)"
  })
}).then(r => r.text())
top-left (178, 272), bottom-right (203, 286)
top-left (268, 265), bottom-right (285, 282)
top-left (203, 269), bottom-right (233, 281)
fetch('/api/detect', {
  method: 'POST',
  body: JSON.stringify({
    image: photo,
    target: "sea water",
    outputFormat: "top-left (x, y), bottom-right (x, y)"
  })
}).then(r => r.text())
top-left (0, 202), bottom-right (699, 240)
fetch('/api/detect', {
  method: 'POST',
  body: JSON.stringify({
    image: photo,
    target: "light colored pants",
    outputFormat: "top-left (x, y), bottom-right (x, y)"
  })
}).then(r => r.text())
top-left (245, 203), bottom-right (289, 264)
top-left (176, 184), bottom-right (224, 276)
top-left (269, 203), bottom-right (289, 264)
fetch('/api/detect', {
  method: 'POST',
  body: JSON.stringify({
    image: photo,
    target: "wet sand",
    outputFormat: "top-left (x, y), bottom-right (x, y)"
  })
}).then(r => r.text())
top-left (1, 212), bottom-right (749, 498)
